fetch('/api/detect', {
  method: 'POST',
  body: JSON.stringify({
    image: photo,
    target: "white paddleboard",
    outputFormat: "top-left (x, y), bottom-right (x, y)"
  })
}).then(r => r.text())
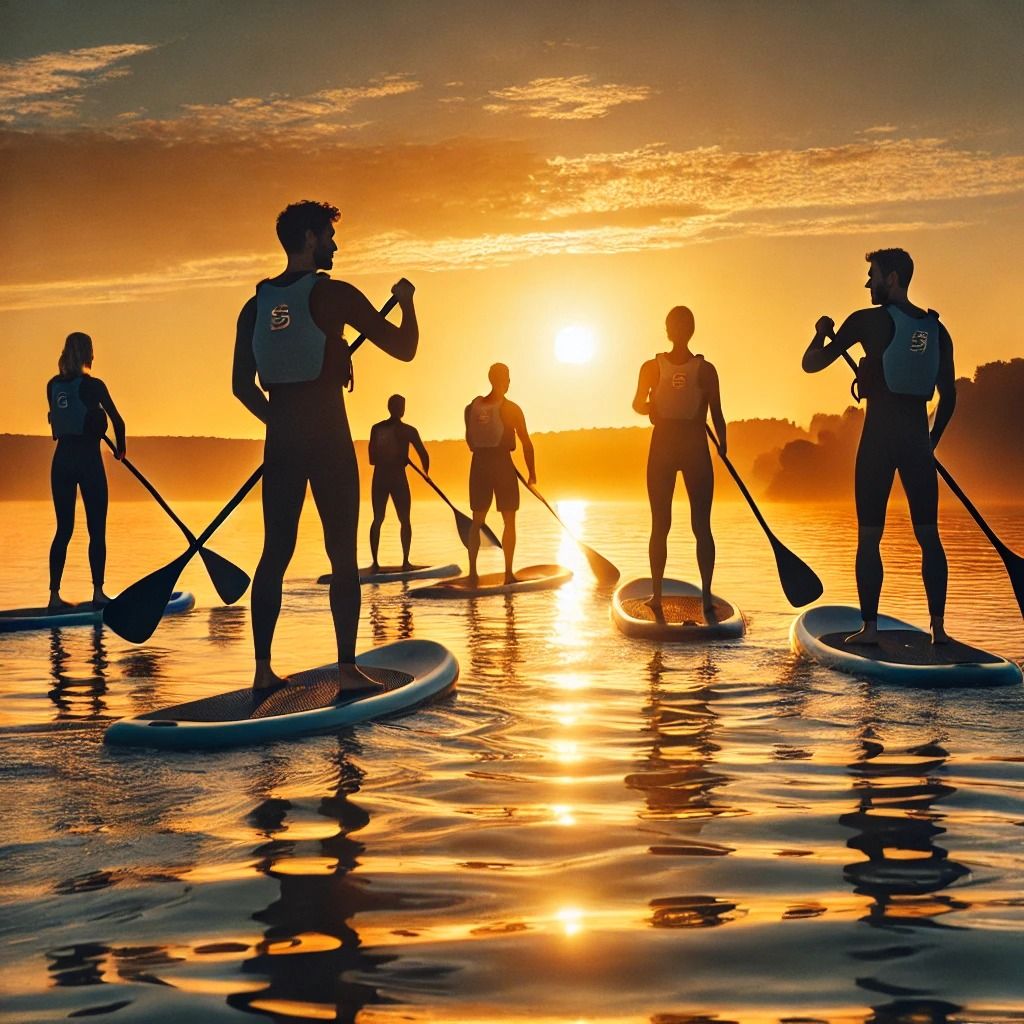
top-left (791, 605), bottom-right (1022, 688)
top-left (0, 591), bottom-right (194, 634)
top-left (317, 563), bottom-right (461, 585)
top-left (409, 563), bottom-right (572, 599)
top-left (612, 577), bottom-right (744, 641)
top-left (104, 638), bottom-right (458, 749)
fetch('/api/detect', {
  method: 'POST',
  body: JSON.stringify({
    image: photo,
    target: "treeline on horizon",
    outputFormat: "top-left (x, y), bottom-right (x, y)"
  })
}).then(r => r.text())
top-left (1, 359), bottom-right (1019, 504)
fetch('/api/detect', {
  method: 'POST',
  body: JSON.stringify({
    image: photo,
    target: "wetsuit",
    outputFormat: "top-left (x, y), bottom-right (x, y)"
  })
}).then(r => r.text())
top-left (234, 271), bottom-right (359, 663)
top-left (646, 354), bottom-right (716, 526)
top-left (466, 397), bottom-right (519, 512)
top-left (369, 419), bottom-right (420, 523)
top-left (46, 374), bottom-right (125, 592)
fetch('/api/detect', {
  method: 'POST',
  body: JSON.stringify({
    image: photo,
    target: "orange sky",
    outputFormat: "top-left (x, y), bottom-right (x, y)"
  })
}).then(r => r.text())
top-left (2, 2), bottom-right (1022, 440)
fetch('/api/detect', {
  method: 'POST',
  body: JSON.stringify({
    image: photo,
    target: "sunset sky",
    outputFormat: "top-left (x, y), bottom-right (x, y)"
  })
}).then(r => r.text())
top-left (2, 1), bottom-right (1022, 441)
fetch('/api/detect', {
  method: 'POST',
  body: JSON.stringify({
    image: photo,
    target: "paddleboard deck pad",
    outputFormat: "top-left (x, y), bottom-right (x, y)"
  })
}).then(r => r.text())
top-left (317, 563), bottom-right (461, 585)
top-left (410, 564), bottom-right (572, 598)
top-left (791, 605), bottom-right (1022, 688)
top-left (612, 578), bottom-right (744, 640)
top-left (104, 639), bottom-right (458, 749)
top-left (0, 590), bottom-right (194, 634)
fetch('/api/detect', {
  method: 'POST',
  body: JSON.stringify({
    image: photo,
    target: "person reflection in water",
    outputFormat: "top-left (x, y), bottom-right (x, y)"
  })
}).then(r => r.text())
top-left (633, 306), bottom-right (726, 621)
top-left (802, 248), bottom-right (957, 645)
top-left (464, 363), bottom-right (536, 585)
top-left (368, 395), bottom-right (430, 572)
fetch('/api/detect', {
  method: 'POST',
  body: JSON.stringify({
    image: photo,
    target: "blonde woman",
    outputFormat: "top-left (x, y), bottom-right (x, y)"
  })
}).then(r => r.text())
top-left (46, 332), bottom-right (126, 610)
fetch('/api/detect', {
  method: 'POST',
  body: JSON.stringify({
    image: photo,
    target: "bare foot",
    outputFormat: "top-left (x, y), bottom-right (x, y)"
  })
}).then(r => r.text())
top-left (91, 589), bottom-right (111, 607)
top-left (253, 661), bottom-right (288, 692)
top-left (401, 561), bottom-right (413, 572)
top-left (369, 563), bottom-right (380, 574)
top-left (467, 571), bottom-right (479, 587)
top-left (702, 592), bottom-right (718, 623)
top-left (47, 594), bottom-right (73, 612)
top-left (931, 618), bottom-right (951, 645)
top-left (644, 596), bottom-right (665, 621)
top-left (503, 571), bottom-right (517, 585)
top-left (846, 623), bottom-right (880, 645)
top-left (335, 663), bottom-right (385, 695)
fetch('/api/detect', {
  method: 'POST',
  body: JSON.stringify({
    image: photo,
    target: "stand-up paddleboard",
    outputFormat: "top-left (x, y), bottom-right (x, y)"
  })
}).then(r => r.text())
top-left (612, 577), bottom-right (745, 641)
top-left (0, 591), bottom-right (194, 634)
top-left (791, 605), bottom-right (1022, 688)
top-left (410, 564), bottom-right (572, 599)
top-left (104, 639), bottom-right (458, 750)
top-left (317, 563), bottom-right (461, 586)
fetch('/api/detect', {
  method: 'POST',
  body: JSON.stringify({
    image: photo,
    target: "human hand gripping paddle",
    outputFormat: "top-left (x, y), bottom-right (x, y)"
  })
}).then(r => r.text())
top-left (705, 425), bottom-right (824, 607)
top-left (105, 295), bottom-right (401, 644)
top-left (829, 337), bottom-right (1024, 621)
top-left (514, 468), bottom-right (620, 585)
top-left (407, 461), bottom-right (502, 549)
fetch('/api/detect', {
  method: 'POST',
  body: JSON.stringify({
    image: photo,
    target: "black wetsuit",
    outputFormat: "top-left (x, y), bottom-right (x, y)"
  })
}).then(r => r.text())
top-left (45, 375), bottom-right (125, 591)
top-left (369, 420), bottom-right (419, 523)
top-left (235, 271), bottom-right (360, 663)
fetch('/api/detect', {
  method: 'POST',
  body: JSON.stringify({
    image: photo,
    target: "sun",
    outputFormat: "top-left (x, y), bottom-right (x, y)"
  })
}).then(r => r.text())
top-left (554, 325), bottom-right (595, 365)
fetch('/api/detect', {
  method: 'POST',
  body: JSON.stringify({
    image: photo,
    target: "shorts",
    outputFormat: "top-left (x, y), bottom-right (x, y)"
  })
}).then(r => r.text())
top-left (469, 449), bottom-right (519, 512)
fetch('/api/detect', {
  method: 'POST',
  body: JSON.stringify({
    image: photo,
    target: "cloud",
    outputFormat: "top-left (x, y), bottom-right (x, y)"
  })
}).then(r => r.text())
top-left (484, 74), bottom-right (652, 120)
top-left (113, 75), bottom-right (421, 142)
top-left (0, 43), bottom-right (156, 124)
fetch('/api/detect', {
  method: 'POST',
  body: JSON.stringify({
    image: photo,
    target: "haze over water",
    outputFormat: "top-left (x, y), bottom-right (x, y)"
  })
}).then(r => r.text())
top-left (1, 497), bottom-right (1023, 1023)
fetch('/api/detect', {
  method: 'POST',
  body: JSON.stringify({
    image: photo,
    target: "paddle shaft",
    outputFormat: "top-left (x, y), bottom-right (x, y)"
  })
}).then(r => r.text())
top-left (704, 424), bottom-right (775, 539)
top-left (348, 294), bottom-right (400, 356)
top-left (408, 460), bottom-right (459, 513)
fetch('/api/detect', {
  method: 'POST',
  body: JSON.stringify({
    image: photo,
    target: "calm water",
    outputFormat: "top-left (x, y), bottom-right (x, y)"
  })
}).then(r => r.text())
top-left (1, 493), bottom-right (1023, 1024)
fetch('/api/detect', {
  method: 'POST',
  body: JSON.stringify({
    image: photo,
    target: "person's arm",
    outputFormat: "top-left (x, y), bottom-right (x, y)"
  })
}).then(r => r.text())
top-left (705, 363), bottom-right (726, 456)
top-left (464, 402), bottom-right (475, 450)
top-left (334, 279), bottom-right (418, 361)
top-left (513, 404), bottom-right (536, 485)
top-left (45, 379), bottom-right (53, 436)
top-left (930, 326), bottom-right (957, 449)
top-left (98, 382), bottom-right (127, 458)
top-left (368, 423), bottom-right (380, 466)
top-left (632, 360), bottom-right (657, 417)
top-left (802, 311), bottom-right (865, 373)
top-left (410, 427), bottom-right (429, 474)
top-left (232, 296), bottom-right (269, 423)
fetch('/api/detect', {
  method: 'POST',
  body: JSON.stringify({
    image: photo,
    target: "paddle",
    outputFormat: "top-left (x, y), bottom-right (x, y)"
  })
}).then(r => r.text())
top-left (705, 424), bottom-right (824, 607)
top-left (105, 293), bottom-right (403, 643)
top-left (834, 345), bottom-right (1024, 620)
top-left (407, 461), bottom-right (501, 549)
top-left (102, 436), bottom-right (250, 604)
top-left (514, 468), bottom-right (620, 585)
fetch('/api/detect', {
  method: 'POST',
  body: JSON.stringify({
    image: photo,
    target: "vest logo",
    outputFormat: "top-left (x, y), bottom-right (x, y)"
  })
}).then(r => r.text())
top-left (270, 305), bottom-right (291, 331)
top-left (56, 392), bottom-right (69, 409)
top-left (910, 331), bottom-right (929, 353)
top-left (672, 371), bottom-right (688, 389)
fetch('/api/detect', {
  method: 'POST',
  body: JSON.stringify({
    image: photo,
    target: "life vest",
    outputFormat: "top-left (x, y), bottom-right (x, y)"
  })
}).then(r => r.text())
top-left (467, 397), bottom-right (508, 449)
top-left (652, 353), bottom-right (704, 421)
top-left (49, 376), bottom-right (88, 438)
top-left (881, 305), bottom-right (941, 399)
top-left (251, 273), bottom-right (328, 386)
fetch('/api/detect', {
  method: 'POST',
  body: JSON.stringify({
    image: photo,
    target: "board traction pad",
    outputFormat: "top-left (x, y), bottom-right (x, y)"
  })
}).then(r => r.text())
top-left (620, 594), bottom-right (733, 626)
top-left (819, 630), bottom-right (1001, 666)
top-left (140, 665), bottom-right (415, 723)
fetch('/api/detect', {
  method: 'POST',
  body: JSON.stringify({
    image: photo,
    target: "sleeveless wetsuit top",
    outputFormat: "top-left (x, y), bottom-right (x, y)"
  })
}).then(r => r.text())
top-left (48, 376), bottom-right (89, 438)
top-left (652, 353), bottom-right (704, 421)
top-left (467, 397), bottom-right (510, 449)
top-left (881, 305), bottom-right (941, 399)
top-left (372, 421), bottom-right (410, 467)
top-left (252, 272), bottom-right (328, 387)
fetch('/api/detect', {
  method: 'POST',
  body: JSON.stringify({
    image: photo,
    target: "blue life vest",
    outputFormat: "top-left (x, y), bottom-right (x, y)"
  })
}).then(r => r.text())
top-left (467, 397), bottom-right (508, 449)
top-left (882, 305), bottom-right (941, 399)
top-left (252, 273), bottom-right (328, 386)
top-left (653, 353), bottom-right (704, 421)
top-left (49, 376), bottom-right (88, 438)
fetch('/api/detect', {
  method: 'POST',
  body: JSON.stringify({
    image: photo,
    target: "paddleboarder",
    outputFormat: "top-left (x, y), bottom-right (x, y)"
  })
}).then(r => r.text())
top-left (368, 394), bottom-right (430, 572)
top-left (802, 248), bottom-right (956, 644)
top-left (232, 200), bottom-right (418, 692)
top-left (464, 363), bottom-right (536, 584)
top-left (632, 306), bottom-right (727, 620)
top-left (46, 332), bottom-right (126, 611)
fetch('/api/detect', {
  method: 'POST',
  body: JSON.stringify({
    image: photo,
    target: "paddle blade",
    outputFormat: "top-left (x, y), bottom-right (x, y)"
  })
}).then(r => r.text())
top-left (1001, 544), bottom-right (1024, 621)
top-left (453, 509), bottom-right (502, 550)
top-left (581, 544), bottom-right (620, 586)
top-left (769, 535), bottom-right (823, 607)
top-left (199, 546), bottom-right (251, 604)
top-left (103, 551), bottom-right (191, 643)
top-left (481, 522), bottom-right (502, 549)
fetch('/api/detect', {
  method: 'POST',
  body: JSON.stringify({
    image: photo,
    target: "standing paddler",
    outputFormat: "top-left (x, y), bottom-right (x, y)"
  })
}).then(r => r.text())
top-left (802, 247), bottom-right (957, 644)
top-left (232, 200), bottom-right (418, 693)
top-left (632, 306), bottom-right (727, 620)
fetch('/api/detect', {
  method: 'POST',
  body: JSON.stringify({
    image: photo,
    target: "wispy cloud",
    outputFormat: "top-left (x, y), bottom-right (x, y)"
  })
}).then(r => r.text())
top-left (115, 75), bottom-right (421, 142)
top-left (484, 75), bottom-right (652, 120)
top-left (0, 43), bottom-right (156, 123)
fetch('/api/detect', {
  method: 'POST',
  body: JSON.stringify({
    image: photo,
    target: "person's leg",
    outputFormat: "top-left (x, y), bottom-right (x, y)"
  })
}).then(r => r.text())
top-left (392, 473), bottom-right (413, 569)
top-left (848, 420), bottom-right (894, 643)
top-left (900, 442), bottom-right (948, 642)
top-left (79, 449), bottom-right (110, 604)
top-left (500, 511), bottom-right (517, 581)
top-left (645, 438), bottom-right (676, 614)
top-left (494, 455), bottom-right (520, 582)
top-left (48, 448), bottom-right (77, 608)
top-left (681, 440), bottom-right (715, 617)
top-left (468, 453), bottom-right (492, 583)
top-left (251, 450), bottom-right (306, 689)
top-left (369, 469), bottom-right (388, 570)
